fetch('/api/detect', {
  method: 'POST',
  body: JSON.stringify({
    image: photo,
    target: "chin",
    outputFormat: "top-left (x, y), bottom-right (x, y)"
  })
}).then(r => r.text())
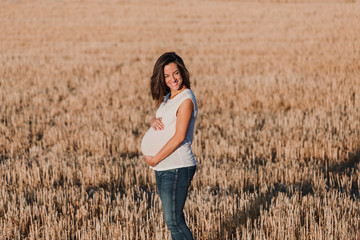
top-left (170, 85), bottom-right (179, 91)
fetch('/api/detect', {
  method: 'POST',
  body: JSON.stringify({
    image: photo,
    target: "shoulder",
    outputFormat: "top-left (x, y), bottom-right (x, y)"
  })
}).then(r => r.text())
top-left (178, 89), bottom-right (198, 113)
top-left (181, 89), bottom-right (196, 101)
top-left (178, 98), bottom-right (194, 110)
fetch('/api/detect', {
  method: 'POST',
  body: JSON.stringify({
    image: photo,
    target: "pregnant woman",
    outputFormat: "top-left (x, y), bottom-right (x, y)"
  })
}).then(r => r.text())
top-left (141, 52), bottom-right (198, 240)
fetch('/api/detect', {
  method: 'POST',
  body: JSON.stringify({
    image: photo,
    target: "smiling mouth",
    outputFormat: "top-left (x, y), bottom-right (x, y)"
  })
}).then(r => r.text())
top-left (170, 80), bottom-right (179, 87)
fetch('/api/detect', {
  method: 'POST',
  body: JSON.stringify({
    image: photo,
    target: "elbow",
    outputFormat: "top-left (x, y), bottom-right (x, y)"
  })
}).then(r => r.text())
top-left (173, 134), bottom-right (186, 145)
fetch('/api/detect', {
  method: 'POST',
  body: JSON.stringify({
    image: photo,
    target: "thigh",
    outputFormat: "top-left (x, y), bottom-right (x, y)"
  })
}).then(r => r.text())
top-left (156, 169), bottom-right (178, 208)
top-left (175, 166), bottom-right (196, 211)
top-left (177, 166), bottom-right (196, 187)
top-left (156, 167), bottom-right (196, 212)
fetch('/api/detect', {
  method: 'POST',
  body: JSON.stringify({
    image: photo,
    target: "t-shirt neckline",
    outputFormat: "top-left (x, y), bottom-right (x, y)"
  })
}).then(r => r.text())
top-left (165, 89), bottom-right (189, 103)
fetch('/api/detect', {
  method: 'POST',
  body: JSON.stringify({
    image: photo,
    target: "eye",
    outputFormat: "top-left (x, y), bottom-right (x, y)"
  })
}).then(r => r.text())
top-left (174, 71), bottom-right (180, 75)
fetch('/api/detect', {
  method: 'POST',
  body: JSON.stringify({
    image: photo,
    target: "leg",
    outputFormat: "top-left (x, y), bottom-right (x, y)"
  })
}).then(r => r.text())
top-left (155, 166), bottom-right (196, 240)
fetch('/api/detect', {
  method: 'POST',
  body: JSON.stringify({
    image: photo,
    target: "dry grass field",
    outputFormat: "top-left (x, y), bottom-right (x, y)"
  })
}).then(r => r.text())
top-left (1, 0), bottom-right (360, 239)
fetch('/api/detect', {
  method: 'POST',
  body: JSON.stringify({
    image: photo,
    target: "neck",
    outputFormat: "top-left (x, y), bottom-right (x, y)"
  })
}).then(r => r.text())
top-left (170, 86), bottom-right (187, 99)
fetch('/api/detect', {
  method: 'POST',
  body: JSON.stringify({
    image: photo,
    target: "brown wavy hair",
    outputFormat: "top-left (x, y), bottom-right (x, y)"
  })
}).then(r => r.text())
top-left (150, 52), bottom-right (190, 106)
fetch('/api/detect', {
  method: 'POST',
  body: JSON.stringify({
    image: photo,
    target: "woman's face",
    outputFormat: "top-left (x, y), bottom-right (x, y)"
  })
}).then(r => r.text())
top-left (164, 62), bottom-right (183, 92)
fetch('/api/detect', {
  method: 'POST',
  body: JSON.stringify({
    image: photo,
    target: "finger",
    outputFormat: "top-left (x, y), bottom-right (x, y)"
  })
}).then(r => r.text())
top-left (158, 119), bottom-right (164, 126)
top-left (154, 122), bottom-right (164, 130)
top-left (158, 121), bottom-right (164, 129)
top-left (152, 118), bottom-right (162, 124)
top-left (150, 118), bottom-right (159, 129)
top-left (151, 118), bottom-right (164, 130)
top-left (155, 120), bottom-right (164, 129)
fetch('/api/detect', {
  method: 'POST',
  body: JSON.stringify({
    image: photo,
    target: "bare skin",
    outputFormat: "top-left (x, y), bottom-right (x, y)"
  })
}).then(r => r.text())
top-left (150, 117), bottom-right (164, 131)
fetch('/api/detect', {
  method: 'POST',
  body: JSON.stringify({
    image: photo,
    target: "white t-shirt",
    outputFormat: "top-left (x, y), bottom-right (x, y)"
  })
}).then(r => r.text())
top-left (141, 89), bottom-right (198, 171)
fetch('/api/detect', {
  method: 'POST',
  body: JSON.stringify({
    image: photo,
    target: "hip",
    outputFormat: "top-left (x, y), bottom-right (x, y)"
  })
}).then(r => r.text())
top-left (152, 145), bottom-right (196, 171)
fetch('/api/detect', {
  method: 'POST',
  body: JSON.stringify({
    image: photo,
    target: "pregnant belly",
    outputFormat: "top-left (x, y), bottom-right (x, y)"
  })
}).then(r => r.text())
top-left (141, 127), bottom-right (174, 156)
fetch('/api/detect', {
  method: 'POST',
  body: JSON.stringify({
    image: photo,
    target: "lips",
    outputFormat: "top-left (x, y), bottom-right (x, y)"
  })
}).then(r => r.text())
top-left (170, 80), bottom-right (179, 87)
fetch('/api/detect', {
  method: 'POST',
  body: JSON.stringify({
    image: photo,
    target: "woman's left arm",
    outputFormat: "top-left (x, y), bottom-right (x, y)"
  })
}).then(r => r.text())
top-left (144, 98), bottom-right (194, 167)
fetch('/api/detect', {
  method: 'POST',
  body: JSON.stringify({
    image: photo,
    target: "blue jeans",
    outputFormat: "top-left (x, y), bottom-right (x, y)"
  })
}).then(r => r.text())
top-left (155, 166), bottom-right (196, 240)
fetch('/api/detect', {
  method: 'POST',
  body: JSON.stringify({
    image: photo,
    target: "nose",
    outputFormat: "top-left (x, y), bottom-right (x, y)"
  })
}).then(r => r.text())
top-left (171, 73), bottom-right (178, 81)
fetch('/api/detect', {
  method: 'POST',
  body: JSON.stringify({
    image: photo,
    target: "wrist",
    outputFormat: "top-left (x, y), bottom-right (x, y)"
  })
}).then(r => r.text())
top-left (153, 156), bottom-right (161, 164)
